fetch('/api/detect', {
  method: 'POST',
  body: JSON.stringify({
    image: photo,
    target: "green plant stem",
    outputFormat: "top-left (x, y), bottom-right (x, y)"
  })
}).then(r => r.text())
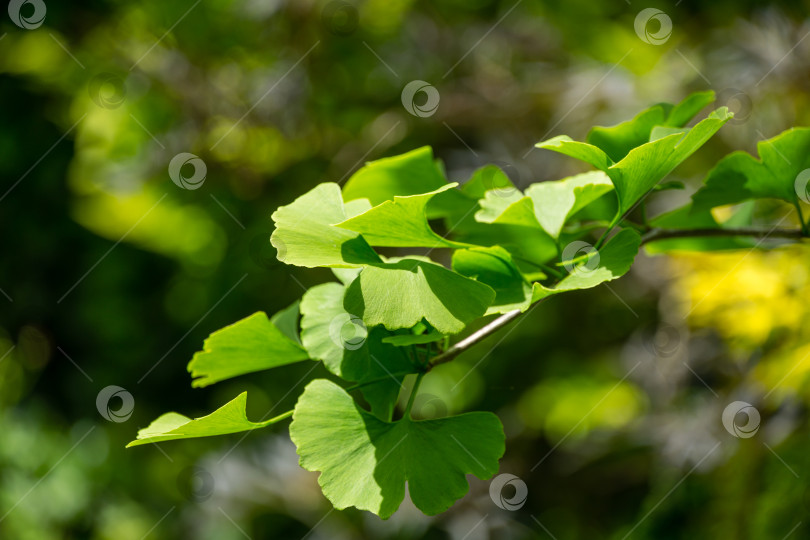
top-left (424, 226), bottom-right (805, 375)
top-left (641, 227), bottom-right (804, 244)
top-left (405, 372), bottom-right (425, 418)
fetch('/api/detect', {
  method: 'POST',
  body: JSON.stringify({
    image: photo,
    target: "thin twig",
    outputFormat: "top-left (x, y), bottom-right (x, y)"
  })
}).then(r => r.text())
top-left (641, 227), bottom-right (804, 245)
top-left (428, 308), bottom-right (524, 370)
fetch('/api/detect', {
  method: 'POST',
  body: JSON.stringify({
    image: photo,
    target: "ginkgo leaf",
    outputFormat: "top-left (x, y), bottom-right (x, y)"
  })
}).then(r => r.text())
top-left (586, 91), bottom-right (714, 162)
top-left (469, 196), bottom-right (559, 263)
top-left (533, 228), bottom-right (641, 301)
top-left (608, 108), bottom-right (731, 213)
top-left (475, 189), bottom-right (525, 223)
top-left (524, 171), bottom-right (614, 239)
top-left (300, 282), bottom-right (418, 420)
top-left (270, 183), bottom-right (381, 268)
top-left (452, 246), bottom-right (532, 314)
top-left (344, 259), bottom-right (495, 334)
top-left (127, 392), bottom-right (291, 447)
top-left (188, 312), bottom-right (310, 388)
top-left (289, 379), bottom-right (505, 518)
top-left (691, 127), bottom-right (810, 210)
top-left (341, 146), bottom-right (467, 218)
top-left (269, 300), bottom-right (301, 345)
top-left (460, 165), bottom-right (517, 199)
top-left (336, 185), bottom-right (470, 248)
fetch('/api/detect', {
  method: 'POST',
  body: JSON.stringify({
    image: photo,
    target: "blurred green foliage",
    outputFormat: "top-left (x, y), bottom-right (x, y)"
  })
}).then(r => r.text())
top-left (2, 0), bottom-right (810, 538)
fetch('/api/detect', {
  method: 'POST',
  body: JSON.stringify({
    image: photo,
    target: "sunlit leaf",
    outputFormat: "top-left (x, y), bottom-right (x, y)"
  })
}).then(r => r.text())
top-left (188, 312), bottom-right (309, 388)
top-left (289, 379), bottom-right (504, 518)
top-left (344, 259), bottom-right (495, 334)
top-left (300, 282), bottom-right (417, 420)
top-left (336, 185), bottom-right (470, 248)
top-left (127, 392), bottom-right (289, 447)
top-left (270, 183), bottom-right (381, 268)
top-left (692, 127), bottom-right (810, 210)
top-left (452, 246), bottom-right (532, 314)
top-left (524, 171), bottom-right (614, 238)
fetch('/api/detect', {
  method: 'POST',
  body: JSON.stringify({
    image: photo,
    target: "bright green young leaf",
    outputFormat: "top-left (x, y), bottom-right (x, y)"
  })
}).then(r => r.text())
top-left (524, 171), bottom-right (614, 239)
top-left (270, 182), bottom-right (381, 268)
top-left (342, 146), bottom-right (448, 206)
top-left (341, 146), bottom-right (468, 218)
top-left (458, 196), bottom-right (559, 265)
top-left (269, 300), bottom-right (301, 345)
top-left (452, 246), bottom-right (532, 314)
top-left (289, 379), bottom-right (505, 518)
top-left (536, 136), bottom-right (613, 171)
top-left (691, 127), bottom-right (810, 210)
top-left (127, 392), bottom-right (291, 447)
top-left (336, 185), bottom-right (470, 248)
top-left (585, 91), bottom-right (715, 162)
top-left (188, 312), bottom-right (310, 388)
top-left (533, 228), bottom-right (641, 301)
top-left (460, 165), bottom-right (517, 199)
top-left (344, 259), bottom-right (495, 334)
top-left (300, 282), bottom-right (418, 420)
top-left (538, 108), bottom-right (732, 214)
top-left (475, 188), bottom-right (525, 223)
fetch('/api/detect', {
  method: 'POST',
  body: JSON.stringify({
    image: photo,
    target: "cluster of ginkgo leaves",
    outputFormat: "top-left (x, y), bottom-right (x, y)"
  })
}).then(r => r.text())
top-left (128, 90), bottom-right (810, 519)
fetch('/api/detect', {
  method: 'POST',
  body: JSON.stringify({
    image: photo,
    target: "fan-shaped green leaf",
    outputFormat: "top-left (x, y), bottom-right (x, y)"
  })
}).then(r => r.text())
top-left (127, 392), bottom-right (290, 447)
top-left (692, 127), bottom-right (810, 210)
top-left (336, 185), bottom-right (470, 248)
top-left (300, 282), bottom-right (418, 420)
top-left (289, 379), bottom-right (504, 518)
top-left (344, 259), bottom-right (495, 334)
top-left (452, 246), bottom-right (532, 314)
top-left (270, 183), bottom-right (381, 268)
top-left (188, 312), bottom-right (309, 388)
